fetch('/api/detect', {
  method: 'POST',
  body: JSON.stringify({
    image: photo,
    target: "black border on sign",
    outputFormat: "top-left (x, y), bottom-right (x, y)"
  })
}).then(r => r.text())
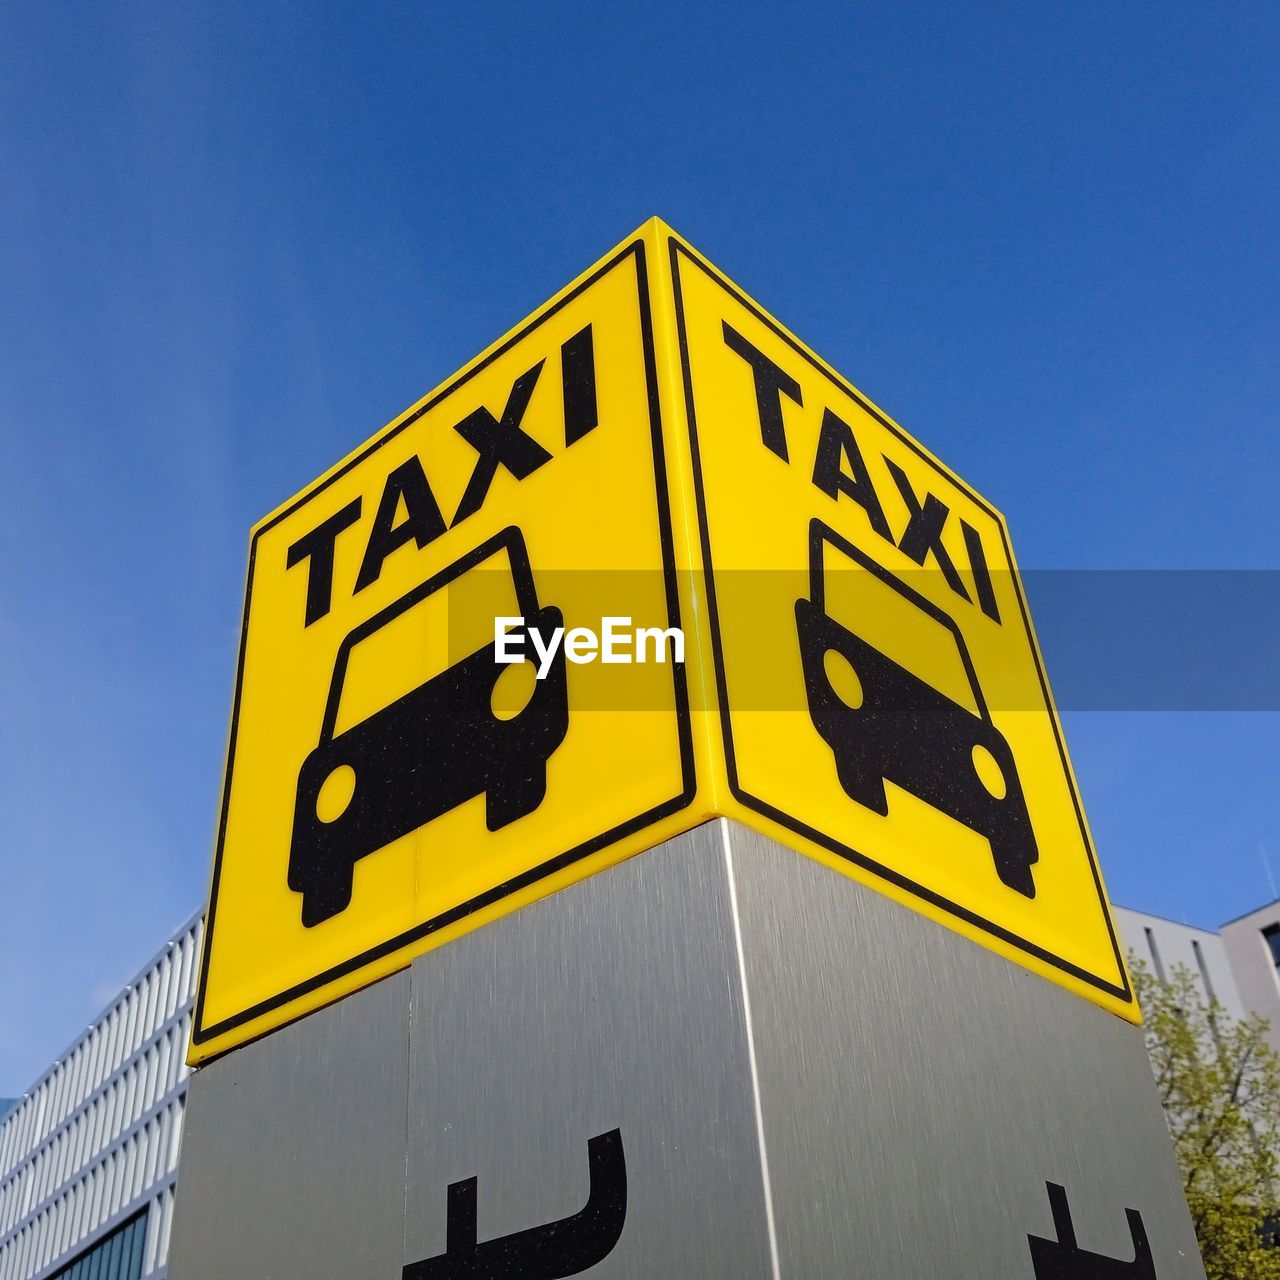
top-left (193, 241), bottom-right (697, 1048)
top-left (667, 237), bottom-right (1131, 1006)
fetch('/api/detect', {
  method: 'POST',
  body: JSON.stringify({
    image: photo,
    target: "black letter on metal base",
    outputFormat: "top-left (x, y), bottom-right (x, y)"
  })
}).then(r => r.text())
top-left (404, 1128), bottom-right (627, 1280)
top-left (1027, 1181), bottom-right (1157, 1279)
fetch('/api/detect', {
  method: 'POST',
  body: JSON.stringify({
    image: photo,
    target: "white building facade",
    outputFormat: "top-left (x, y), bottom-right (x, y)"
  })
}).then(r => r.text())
top-left (1117, 898), bottom-right (1280, 1056)
top-left (0, 913), bottom-right (202, 1280)
top-left (1114, 904), bottom-right (1249, 1021)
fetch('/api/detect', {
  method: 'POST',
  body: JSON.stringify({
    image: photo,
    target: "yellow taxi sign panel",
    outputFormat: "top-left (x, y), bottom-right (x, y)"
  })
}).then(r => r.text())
top-left (192, 238), bottom-right (698, 1063)
top-left (193, 221), bottom-right (1133, 1063)
top-left (664, 231), bottom-right (1132, 1019)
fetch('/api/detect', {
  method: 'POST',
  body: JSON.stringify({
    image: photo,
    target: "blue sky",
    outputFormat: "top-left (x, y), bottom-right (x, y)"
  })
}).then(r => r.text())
top-left (1, 2), bottom-right (1276, 1092)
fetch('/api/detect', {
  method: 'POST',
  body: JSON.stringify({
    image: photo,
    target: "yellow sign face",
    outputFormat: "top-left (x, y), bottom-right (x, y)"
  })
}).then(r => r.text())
top-left (194, 221), bottom-right (1132, 1062)
top-left (666, 235), bottom-right (1131, 1019)
top-left (192, 241), bottom-right (696, 1061)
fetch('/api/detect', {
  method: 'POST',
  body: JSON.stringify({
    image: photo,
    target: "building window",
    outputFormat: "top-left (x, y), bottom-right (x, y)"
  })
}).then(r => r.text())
top-left (1263, 924), bottom-right (1280, 973)
top-left (1260, 1212), bottom-right (1280, 1249)
top-left (1144, 927), bottom-right (1167, 982)
top-left (50, 1208), bottom-right (148, 1280)
top-left (1191, 939), bottom-right (1217, 1004)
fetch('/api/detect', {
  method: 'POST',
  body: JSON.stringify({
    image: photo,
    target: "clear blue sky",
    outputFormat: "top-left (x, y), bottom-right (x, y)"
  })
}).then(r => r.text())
top-left (1, 2), bottom-right (1276, 1093)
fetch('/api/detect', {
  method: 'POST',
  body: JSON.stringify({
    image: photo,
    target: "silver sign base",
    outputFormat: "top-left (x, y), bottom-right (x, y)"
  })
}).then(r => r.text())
top-left (170, 819), bottom-right (1204, 1279)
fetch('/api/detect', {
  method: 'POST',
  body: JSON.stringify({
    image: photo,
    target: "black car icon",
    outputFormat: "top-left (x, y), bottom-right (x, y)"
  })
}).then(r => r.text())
top-left (795, 518), bottom-right (1038, 897)
top-left (288, 526), bottom-right (568, 927)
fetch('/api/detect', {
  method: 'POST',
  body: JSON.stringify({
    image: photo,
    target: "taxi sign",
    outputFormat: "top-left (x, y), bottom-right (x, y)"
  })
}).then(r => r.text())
top-left (666, 233), bottom-right (1131, 1021)
top-left (193, 240), bottom-right (698, 1062)
top-left (192, 220), bottom-right (1131, 1063)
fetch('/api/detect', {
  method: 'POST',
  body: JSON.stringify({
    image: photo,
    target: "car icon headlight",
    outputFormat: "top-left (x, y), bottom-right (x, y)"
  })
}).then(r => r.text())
top-left (971, 744), bottom-right (1006, 800)
top-left (316, 763), bottom-right (357, 823)
top-left (823, 648), bottom-right (865, 710)
top-left (490, 657), bottom-right (539, 721)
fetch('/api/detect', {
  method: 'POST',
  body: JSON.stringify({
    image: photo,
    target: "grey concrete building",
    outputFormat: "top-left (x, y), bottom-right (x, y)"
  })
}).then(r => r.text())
top-left (1221, 900), bottom-right (1280, 1055)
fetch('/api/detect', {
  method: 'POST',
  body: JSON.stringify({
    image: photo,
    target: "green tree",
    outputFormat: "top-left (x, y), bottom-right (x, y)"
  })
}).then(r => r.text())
top-left (1133, 956), bottom-right (1280, 1279)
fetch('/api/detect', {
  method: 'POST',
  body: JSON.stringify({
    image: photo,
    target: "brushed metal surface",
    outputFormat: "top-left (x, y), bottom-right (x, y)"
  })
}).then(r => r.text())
top-left (167, 968), bottom-right (411, 1280)
top-left (403, 821), bottom-right (775, 1279)
top-left (724, 820), bottom-right (1205, 1279)
top-left (168, 819), bottom-right (1203, 1280)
